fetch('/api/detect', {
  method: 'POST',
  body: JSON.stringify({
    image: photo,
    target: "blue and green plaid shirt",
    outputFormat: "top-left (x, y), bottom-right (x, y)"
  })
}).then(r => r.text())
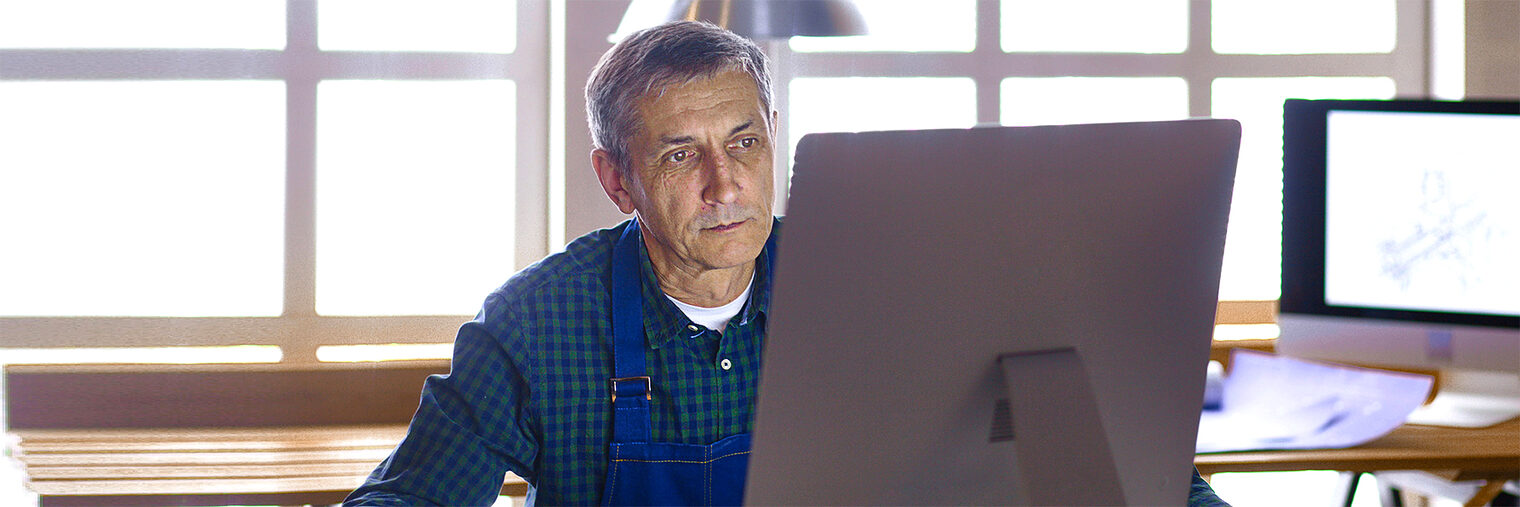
top-left (348, 219), bottom-right (774, 505)
top-left (347, 217), bottom-right (1229, 506)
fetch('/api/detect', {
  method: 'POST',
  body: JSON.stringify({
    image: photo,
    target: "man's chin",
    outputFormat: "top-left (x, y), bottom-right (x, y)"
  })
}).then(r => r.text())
top-left (698, 235), bottom-right (769, 270)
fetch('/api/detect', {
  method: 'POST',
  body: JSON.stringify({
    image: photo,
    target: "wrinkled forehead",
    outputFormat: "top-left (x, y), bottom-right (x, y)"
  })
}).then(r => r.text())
top-left (635, 70), bottom-right (769, 127)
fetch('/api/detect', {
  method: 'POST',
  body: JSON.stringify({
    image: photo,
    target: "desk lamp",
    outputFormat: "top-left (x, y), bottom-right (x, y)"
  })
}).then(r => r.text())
top-left (612, 0), bottom-right (868, 40)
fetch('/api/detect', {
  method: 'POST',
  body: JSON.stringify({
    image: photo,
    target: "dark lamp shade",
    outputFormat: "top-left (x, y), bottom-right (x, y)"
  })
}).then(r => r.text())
top-left (615, 0), bottom-right (868, 40)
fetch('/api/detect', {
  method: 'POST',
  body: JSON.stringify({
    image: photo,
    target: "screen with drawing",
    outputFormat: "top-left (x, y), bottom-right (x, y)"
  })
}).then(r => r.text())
top-left (1322, 108), bottom-right (1518, 317)
top-left (1279, 98), bottom-right (1520, 376)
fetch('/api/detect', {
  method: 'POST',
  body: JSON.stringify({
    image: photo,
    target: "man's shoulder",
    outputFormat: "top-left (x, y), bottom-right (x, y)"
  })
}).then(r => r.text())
top-left (485, 220), bottom-right (630, 309)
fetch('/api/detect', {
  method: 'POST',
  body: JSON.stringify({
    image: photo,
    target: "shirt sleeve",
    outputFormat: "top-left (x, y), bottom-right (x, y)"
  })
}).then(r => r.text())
top-left (346, 298), bottom-right (540, 506)
top-left (1188, 467), bottom-right (1232, 507)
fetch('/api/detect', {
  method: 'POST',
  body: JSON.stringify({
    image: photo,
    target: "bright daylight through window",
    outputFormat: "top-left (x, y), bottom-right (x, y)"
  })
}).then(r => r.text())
top-left (1, 0), bottom-right (1418, 364)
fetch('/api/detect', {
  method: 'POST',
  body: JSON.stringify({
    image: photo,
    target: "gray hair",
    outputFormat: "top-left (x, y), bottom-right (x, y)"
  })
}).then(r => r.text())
top-left (586, 20), bottom-right (775, 172)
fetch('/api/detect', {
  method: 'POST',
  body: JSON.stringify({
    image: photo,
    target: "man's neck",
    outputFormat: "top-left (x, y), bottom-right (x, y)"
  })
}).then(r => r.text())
top-left (645, 244), bottom-right (756, 308)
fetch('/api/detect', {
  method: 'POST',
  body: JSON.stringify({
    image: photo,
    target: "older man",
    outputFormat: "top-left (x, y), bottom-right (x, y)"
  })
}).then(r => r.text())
top-left (348, 20), bottom-right (1229, 506)
top-left (347, 21), bottom-right (778, 505)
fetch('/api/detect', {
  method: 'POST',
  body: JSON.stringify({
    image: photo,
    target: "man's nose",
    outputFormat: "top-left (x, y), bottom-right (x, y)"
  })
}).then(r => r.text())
top-left (701, 150), bottom-right (741, 205)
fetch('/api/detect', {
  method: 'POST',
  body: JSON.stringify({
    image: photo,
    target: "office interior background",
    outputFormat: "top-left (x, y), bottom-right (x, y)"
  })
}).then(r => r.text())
top-left (1, 1), bottom-right (1517, 505)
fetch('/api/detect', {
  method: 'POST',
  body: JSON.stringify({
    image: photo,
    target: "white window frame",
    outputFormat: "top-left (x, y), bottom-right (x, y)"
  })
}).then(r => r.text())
top-left (780, 0), bottom-right (1426, 325)
top-left (3, 0), bottom-right (1438, 363)
top-left (0, 0), bottom-right (551, 363)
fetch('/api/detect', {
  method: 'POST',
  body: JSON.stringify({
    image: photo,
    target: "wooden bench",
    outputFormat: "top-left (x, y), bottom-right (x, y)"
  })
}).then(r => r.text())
top-left (3, 362), bottom-right (528, 506)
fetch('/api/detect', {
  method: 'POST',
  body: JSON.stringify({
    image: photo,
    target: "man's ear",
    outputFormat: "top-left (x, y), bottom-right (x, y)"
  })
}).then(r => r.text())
top-left (592, 149), bottom-right (638, 215)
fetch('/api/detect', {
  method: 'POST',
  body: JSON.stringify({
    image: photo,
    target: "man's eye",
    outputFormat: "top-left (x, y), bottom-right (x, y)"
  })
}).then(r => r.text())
top-left (667, 150), bottom-right (691, 163)
top-left (740, 137), bottom-right (756, 148)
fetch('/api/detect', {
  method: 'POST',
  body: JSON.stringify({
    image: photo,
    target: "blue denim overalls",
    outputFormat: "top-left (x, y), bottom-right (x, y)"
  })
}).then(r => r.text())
top-left (601, 220), bottom-right (771, 506)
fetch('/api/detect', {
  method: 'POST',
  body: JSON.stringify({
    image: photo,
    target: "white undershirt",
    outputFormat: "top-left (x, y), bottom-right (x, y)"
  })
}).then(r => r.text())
top-left (664, 275), bottom-right (755, 334)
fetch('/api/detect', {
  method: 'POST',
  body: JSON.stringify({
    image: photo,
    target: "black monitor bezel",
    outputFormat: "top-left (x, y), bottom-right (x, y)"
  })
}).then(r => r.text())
top-left (1280, 98), bottom-right (1520, 329)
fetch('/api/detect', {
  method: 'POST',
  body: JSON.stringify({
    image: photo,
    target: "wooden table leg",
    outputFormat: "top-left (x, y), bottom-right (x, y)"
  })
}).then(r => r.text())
top-left (1465, 479), bottom-right (1506, 507)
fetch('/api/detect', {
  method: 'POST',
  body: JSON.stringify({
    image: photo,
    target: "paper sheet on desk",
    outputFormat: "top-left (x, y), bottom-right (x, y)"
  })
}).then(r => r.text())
top-left (1196, 350), bottom-right (1434, 453)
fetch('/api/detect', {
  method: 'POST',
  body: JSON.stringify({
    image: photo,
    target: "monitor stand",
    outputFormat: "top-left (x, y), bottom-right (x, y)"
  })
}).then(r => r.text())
top-left (1405, 369), bottom-right (1520, 428)
top-left (1000, 348), bottom-right (1126, 505)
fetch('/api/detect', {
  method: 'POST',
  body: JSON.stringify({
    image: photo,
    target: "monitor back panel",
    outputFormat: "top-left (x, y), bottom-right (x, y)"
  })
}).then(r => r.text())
top-left (747, 120), bottom-right (1240, 505)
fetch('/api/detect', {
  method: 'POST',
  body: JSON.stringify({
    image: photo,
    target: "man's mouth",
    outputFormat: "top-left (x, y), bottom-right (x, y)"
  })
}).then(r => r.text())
top-left (704, 219), bottom-right (747, 232)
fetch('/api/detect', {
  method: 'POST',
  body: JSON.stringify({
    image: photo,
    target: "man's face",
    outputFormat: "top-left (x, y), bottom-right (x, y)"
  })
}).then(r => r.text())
top-left (619, 69), bottom-right (775, 274)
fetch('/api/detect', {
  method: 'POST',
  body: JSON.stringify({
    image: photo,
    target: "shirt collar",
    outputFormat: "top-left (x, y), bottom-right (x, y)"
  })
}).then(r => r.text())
top-left (638, 218), bottom-right (779, 350)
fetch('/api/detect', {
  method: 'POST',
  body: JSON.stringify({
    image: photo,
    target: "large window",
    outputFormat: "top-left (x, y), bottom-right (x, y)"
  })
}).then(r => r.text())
top-left (2, 0), bottom-right (1437, 364)
top-left (1, 0), bottom-right (548, 363)
top-left (768, 0), bottom-right (1423, 336)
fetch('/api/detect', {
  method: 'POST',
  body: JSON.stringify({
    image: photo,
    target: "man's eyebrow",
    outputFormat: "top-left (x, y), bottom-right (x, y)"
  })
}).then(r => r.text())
top-left (656, 120), bottom-right (757, 146)
top-left (728, 120), bottom-right (755, 137)
top-left (658, 134), bottom-right (694, 146)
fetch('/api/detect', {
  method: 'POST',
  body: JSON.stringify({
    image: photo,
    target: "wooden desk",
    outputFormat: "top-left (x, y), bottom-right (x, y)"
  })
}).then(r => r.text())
top-left (1195, 417), bottom-right (1520, 507)
top-left (6, 424), bottom-right (528, 506)
top-left (2, 362), bottom-right (527, 506)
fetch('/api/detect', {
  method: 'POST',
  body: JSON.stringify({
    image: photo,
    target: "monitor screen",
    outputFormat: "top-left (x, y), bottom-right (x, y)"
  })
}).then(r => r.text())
top-left (1282, 98), bottom-right (1520, 329)
top-left (1278, 99), bottom-right (1520, 385)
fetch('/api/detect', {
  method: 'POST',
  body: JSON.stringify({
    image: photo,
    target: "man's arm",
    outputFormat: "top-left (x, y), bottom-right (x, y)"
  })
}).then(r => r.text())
top-left (346, 302), bottom-right (539, 505)
top-left (1189, 467), bottom-right (1232, 507)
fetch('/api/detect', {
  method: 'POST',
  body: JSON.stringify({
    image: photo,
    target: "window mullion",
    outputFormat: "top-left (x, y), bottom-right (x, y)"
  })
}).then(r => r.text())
top-left (1394, 0), bottom-right (1430, 96)
top-left (513, 0), bottom-right (553, 268)
top-left (283, 0), bottom-right (319, 321)
top-left (1189, 0), bottom-right (1215, 118)
top-left (974, 0), bottom-right (1000, 125)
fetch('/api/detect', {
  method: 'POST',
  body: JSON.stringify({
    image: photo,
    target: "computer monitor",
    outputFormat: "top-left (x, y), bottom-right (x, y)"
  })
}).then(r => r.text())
top-left (1277, 98), bottom-right (1520, 425)
top-left (747, 120), bottom-right (1241, 505)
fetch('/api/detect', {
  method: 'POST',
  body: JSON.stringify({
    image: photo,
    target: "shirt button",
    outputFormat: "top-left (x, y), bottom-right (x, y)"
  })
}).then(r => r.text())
top-left (720, 358), bottom-right (733, 370)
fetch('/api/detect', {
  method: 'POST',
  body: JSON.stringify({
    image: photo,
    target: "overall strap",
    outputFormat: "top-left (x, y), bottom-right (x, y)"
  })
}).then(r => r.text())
top-left (609, 220), bottom-right (653, 443)
top-left (739, 227), bottom-right (778, 327)
top-left (763, 229), bottom-right (778, 281)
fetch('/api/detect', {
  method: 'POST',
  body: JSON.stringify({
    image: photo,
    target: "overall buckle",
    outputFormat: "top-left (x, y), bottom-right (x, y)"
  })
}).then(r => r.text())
top-left (609, 376), bottom-right (652, 402)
